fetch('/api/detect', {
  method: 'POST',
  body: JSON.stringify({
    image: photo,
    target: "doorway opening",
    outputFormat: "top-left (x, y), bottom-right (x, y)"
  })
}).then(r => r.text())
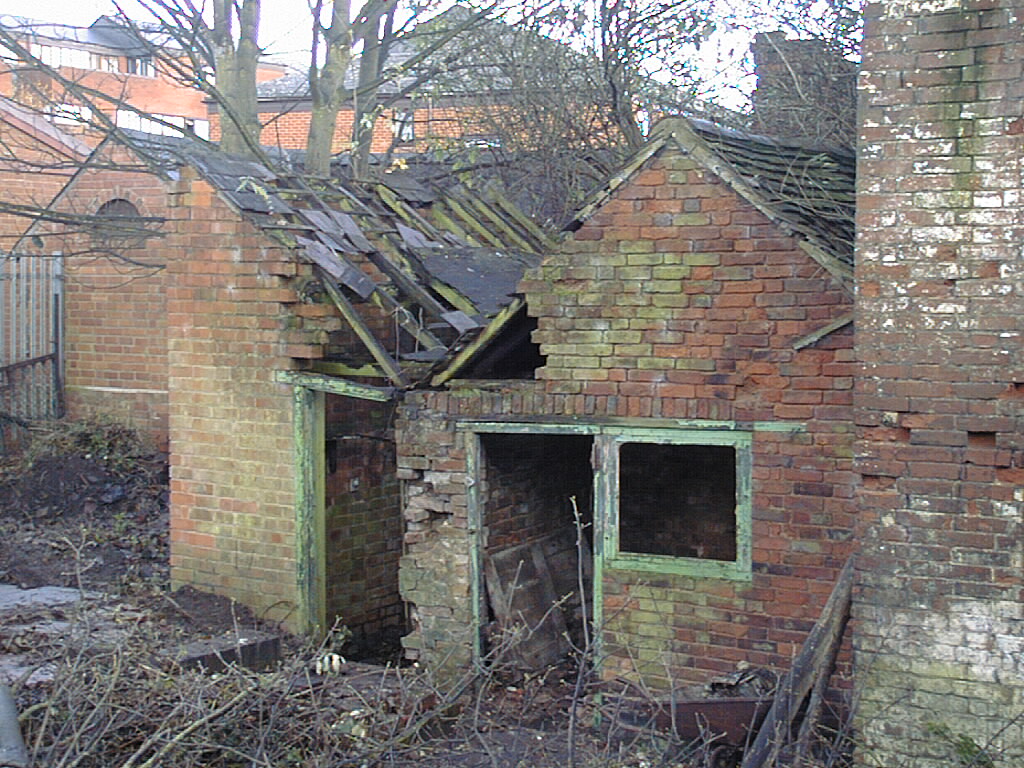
top-left (477, 432), bottom-right (594, 669)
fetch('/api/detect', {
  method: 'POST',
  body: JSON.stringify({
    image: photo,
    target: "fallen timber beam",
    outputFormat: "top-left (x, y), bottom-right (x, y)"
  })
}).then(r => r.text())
top-left (740, 555), bottom-right (855, 768)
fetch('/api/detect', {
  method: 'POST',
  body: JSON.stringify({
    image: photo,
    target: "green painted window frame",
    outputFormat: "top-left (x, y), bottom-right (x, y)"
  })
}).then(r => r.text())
top-left (597, 428), bottom-right (753, 581)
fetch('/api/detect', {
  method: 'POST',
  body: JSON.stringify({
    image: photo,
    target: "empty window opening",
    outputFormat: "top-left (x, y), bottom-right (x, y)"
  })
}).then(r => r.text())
top-left (479, 433), bottom-right (594, 667)
top-left (96, 198), bottom-right (141, 219)
top-left (619, 442), bottom-right (737, 561)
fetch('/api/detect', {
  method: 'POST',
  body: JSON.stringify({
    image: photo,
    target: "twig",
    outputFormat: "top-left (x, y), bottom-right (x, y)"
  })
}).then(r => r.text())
top-left (118, 686), bottom-right (253, 768)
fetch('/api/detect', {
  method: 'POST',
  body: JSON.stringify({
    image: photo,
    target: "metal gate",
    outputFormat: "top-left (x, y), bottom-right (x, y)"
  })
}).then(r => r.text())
top-left (0, 253), bottom-right (64, 450)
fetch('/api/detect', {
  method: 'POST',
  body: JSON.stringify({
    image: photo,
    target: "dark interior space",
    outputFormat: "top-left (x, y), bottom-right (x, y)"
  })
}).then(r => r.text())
top-left (619, 442), bottom-right (737, 561)
top-left (461, 305), bottom-right (546, 379)
top-left (324, 394), bottom-right (405, 662)
top-left (478, 433), bottom-right (594, 666)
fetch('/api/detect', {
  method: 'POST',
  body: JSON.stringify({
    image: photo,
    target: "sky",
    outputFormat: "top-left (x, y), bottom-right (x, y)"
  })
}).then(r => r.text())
top-left (0, 0), bottom-right (317, 62)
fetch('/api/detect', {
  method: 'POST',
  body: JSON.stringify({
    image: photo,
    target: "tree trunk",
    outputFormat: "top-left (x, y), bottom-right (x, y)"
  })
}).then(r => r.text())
top-left (213, 0), bottom-right (262, 158)
top-left (305, 102), bottom-right (341, 177)
top-left (351, 5), bottom-right (395, 178)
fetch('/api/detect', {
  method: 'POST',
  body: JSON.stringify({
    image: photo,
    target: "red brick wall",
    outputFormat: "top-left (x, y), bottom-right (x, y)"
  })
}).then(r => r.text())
top-left (164, 170), bottom-right (334, 629)
top-left (397, 148), bottom-right (856, 685)
top-left (210, 103), bottom-right (496, 154)
top-left (58, 168), bottom-right (171, 446)
top-left (0, 111), bottom-right (81, 248)
top-left (853, 1), bottom-right (1024, 764)
top-left (324, 394), bottom-right (404, 641)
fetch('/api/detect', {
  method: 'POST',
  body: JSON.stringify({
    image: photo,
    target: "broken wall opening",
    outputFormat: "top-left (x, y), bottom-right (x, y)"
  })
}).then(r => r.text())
top-left (478, 432), bottom-right (594, 668)
top-left (619, 442), bottom-right (737, 561)
top-left (324, 393), bottom-right (405, 659)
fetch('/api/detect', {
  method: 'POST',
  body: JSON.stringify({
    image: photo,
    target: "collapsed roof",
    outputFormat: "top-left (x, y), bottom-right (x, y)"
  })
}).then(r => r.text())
top-left (121, 113), bottom-right (855, 396)
top-left (132, 135), bottom-right (554, 391)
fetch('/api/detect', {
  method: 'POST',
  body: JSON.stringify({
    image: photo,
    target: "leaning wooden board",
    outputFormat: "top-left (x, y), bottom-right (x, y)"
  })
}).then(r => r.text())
top-left (484, 539), bottom-right (570, 669)
top-left (739, 555), bottom-right (855, 768)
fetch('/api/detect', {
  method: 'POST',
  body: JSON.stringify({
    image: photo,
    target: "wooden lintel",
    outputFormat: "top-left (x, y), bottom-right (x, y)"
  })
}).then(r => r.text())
top-left (310, 361), bottom-right (387, 378)
top-left (275, 370), bottom-right (397, 401)
top-left (317, 270), bottom-right (408, 387)
top-left (793, 312), bottom-right (854, 351)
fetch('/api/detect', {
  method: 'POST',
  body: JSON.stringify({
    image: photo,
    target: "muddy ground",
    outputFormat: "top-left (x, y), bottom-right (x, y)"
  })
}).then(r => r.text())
top-left (0, 421), bottom-right (685, 768)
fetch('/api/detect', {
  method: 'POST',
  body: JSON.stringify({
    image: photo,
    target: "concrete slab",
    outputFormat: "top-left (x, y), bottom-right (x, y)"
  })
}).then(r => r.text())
top-left (0, 585), bottom-right (97, 611)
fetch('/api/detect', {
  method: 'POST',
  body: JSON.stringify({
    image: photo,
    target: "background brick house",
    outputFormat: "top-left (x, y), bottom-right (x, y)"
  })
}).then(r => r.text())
top-left (0, 14), bottom-right (286, 141)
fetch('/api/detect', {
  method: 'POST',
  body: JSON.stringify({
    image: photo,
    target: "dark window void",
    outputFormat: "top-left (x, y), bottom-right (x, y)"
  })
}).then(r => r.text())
top-left (618, 443), bottom-right (737, 561)
top-left (96, 198), bottom-right (141, 218)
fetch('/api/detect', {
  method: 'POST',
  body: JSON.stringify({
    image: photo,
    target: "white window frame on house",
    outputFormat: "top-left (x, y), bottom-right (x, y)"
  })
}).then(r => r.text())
top-left (126, 56), bottom-right (155, 77)
top-left (91, 53), bottom-right (120, 72)
top-left (391, 110), bottom-right (415, 143)
top-left (49, 103), bottom-right (93, 126)
top-left (31, 43), bottom-right (92, 70)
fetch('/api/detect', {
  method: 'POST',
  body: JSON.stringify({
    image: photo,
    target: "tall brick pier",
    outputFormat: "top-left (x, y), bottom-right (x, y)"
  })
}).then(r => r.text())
top-left (853, 1), bottom-right (1024, 764)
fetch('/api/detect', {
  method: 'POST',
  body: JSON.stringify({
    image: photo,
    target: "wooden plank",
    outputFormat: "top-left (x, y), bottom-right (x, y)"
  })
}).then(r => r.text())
top-left (442, 195), bottom-right (504, 248)
top-left (792, 312), bottom-right (854, 351)
top-left (362, 283), bottom-right (447, 352)
top-left (485, 540), bottom-right (570, 669)
top-left (454, 191), bottom-right (537, 254)
top-left (292, 386), bottom-right (326, 634)
top-left (431, 298), bottom-right (523, 386)
top-left (317, 269), bottom-right (409, 387)
top-left (275, 370), bottom-right (396, 401)
top-left (485, 186), bottom-right (557, 252)
top-left (428, 277), bottom-right (481, 318)
top-left (309, 361), bottom-right (387, 378)
top-left (739, 556), bottom-right (855, 768)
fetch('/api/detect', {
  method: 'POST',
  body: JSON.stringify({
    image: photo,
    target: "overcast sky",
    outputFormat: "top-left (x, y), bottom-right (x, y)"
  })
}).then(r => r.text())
top-left (0, 0), bottom-right (315, 62)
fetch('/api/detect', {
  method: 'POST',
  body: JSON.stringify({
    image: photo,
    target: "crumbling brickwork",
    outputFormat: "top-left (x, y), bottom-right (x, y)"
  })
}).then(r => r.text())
top-left (397, 149), bottom-right (857, 686)
top-left (853, 1), bottom-right (1024, 764)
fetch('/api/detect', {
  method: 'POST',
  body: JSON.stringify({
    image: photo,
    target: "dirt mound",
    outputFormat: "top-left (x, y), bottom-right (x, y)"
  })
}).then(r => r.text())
top-left (0, 420), bottom-right (168, 591)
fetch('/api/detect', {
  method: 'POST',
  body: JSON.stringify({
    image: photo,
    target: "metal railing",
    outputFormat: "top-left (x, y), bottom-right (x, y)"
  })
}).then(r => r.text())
top-left (0, 253), bottom-right (64, 451)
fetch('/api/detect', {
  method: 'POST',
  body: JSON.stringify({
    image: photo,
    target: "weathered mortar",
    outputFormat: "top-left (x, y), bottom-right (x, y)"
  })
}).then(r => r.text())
top-left (853, 0), bottom-right (1024, 764)
top-left (397, 147), bottom-right (856, 686)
